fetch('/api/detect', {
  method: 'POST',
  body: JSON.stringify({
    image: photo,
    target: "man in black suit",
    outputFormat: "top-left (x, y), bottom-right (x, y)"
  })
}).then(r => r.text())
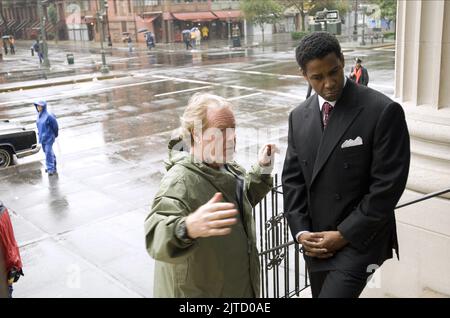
top-left (282, 32), bottom-right (410, 298)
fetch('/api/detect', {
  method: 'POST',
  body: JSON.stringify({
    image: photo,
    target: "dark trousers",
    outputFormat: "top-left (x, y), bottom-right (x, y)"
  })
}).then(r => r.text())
top-left (309, 269), bottom-right (372, 298)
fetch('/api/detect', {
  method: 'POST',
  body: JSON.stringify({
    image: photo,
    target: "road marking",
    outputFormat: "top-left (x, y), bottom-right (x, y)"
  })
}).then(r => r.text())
top-left (149, 74), bottom-right (303, 100)
top-left (227, 92), bottom-right (263, 101)
top-left (210, 67), bottom-right (302, 79)
top-left (0, 71), bottom-right (305, 107)
top-left (0, 79), bottom-right (170, 106)
top-left (154, 85), bottom-right (212, 97)
top-left (243, 61), bottom-right (289, 70)
top-left (150, 74), bottom-right (302, 99)
top-left (151, 74), bottom-right (212, 85)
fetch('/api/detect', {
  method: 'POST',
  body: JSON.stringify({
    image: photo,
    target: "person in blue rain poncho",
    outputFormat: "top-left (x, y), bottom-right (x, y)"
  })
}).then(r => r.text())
top-left (34, 100), bottom-right (59, 175)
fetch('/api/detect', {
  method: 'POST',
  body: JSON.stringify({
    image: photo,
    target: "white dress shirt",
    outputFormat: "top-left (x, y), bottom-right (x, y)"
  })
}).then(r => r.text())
top-left (295, 76), bottom-right (347, 243)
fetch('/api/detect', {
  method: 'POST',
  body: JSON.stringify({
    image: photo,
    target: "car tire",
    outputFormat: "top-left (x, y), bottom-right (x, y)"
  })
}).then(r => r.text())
top-left (0, 148), bottom-right (12, 168)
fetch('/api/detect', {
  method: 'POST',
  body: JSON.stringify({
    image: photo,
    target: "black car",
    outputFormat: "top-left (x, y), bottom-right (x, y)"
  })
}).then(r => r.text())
top-left (0, 120), bottom-right (40, 168)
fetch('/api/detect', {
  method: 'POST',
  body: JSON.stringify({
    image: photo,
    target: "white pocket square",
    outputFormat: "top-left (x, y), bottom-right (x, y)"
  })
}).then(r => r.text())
top-left (341, 136), bottom-right (363, 149)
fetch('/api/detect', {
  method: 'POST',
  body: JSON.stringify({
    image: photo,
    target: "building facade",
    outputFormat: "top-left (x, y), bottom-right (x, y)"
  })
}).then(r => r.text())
top-left (0, 0), bottom-right (67, 41)
top-left (361, 0), bottom-right (450, 298)
top-left (133, 0), bottom-right (243, 43)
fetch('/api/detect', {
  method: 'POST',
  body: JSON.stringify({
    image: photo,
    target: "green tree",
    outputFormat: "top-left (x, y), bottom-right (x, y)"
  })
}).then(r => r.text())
top-left (276, 0), bottom-right (350, 31)
top-left (47, 4), bottom-right (58, 43)
top-left (374, 0), bottom-right (396, 28)
top-left (241, 0), bottom-right (284, 44)
top-left (276, 0), bottom-right (309, 31)
top-left (307, 0), bottom-right (350, 17)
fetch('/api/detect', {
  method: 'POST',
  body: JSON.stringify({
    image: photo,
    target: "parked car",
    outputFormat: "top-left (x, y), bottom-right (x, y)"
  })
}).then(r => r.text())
top-left (0, 120), bottom-right (40, 168)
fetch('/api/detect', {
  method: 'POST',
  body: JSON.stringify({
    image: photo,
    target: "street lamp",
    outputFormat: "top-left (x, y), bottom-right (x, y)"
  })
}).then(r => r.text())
top-left (97, 0), bottom-right (109, 73)
top-left (104, 0), bottom-right (112, 47)
top-left (228, 12), bottom-right (231, 47)
top-left (359, 4), bottom-right (370, 46)
top-left (39, 0), bottom-right (50, 68)
top-left (361, 8), bottom-right (366, 45)
top-left (353, 0), bottom-right (358, 41)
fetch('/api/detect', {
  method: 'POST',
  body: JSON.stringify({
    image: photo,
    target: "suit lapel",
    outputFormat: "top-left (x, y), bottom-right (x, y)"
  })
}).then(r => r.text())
top-left (311, 80), bottom-right (363, 185)
top-left (302, 95), bottom-right (323, 160)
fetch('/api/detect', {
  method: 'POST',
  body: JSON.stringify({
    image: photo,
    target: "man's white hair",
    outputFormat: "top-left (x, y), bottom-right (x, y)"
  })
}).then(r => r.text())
top-left (179, 92), bottom-right (234, 144)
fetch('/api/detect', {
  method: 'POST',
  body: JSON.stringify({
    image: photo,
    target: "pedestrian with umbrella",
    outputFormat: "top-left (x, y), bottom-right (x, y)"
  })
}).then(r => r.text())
top-left (145, 32), bottom-right (155, 50)
top-left (182, 29), bottom-right (193, 50)
top-left (2, 36), bottom-right (9, 55)
top-left (127, 34), bottom-right (133, 53)
top-left (8, 36), bottom-right (15, 55)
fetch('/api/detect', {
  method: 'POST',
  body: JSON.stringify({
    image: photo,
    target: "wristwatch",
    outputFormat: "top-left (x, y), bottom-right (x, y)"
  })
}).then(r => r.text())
top-left (175, 218), bottom-right (192, 243)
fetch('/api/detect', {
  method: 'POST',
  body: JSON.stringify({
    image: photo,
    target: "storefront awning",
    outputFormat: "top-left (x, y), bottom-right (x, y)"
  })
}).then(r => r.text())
top-left (212, 10), bottom-right (242, 21)
top-left (172, 12), bottom-right (217, 22)
top-left (144, 14), bottom-right (160, 23)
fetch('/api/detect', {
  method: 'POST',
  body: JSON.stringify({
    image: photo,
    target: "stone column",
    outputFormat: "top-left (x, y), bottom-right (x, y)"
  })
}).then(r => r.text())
top-left (362, 0), bottom-right (450, 298)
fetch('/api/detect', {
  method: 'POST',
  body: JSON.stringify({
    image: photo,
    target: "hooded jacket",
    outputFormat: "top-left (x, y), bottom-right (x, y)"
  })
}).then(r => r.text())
top-left (144, 143), bottom-right (272, 298)
top-left (35, 103), bottom-right (58, 145)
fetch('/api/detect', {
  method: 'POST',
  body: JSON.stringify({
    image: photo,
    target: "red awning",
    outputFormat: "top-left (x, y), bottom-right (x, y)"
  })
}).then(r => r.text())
top-left (172, 12), bottom-right (217, 22)
top-left (212, 10), bottom-right (242, 20)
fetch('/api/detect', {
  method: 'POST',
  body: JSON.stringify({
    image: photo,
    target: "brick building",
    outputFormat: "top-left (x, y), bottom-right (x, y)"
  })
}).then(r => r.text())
top-left (0, 0), bottom-right (67, 40)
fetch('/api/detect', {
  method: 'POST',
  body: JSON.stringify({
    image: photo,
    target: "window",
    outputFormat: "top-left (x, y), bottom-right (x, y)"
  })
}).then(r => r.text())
top-left (144, 0), bottom-right (159, 5)
top-left (121, 21), bottom-right (127, 33)
top-left (113, 0), bottom-right (118, 14)
top-left (127, 0), bottom-right (132, 13)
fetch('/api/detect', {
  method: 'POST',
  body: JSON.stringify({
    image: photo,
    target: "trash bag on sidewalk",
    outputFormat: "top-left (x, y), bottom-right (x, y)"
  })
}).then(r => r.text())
top-left (0, 201), bottom-right (24, 297)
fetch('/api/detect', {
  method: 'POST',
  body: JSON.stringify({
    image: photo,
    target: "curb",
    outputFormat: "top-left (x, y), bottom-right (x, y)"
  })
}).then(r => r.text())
top-left (341, 42), bottom-right (395, 50)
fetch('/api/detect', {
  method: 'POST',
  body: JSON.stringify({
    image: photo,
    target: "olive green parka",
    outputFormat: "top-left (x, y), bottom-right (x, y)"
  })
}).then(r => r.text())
top-left (144, 146), bottom-right (272, 298)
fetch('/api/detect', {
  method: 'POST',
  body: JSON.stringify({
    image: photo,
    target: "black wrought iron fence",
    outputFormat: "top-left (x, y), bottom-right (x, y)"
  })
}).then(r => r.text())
top-left (254, 175), bottom-right (309, 298)
top-left (254, 174), bottom-right (450, 298)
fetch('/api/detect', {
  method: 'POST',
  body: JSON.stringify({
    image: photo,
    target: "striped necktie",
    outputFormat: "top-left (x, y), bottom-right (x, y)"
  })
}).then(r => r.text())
top-left (322, 102), bottom-right (334, 129)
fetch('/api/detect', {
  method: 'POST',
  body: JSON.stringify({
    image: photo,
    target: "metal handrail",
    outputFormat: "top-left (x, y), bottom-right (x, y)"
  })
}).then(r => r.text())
top-left (258, 187), bottom-right (450, 257)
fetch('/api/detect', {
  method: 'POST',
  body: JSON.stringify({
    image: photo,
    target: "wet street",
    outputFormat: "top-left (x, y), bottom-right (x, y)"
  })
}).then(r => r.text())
top-left (0, 41), bottom-right (395, 297)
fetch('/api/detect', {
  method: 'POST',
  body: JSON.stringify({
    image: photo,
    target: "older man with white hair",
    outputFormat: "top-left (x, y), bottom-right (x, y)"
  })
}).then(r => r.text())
top-left (145, 93), bottom-right (277, 298)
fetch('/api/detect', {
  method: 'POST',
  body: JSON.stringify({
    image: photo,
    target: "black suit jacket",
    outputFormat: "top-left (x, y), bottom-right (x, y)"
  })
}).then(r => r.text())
top-left (282, 79), bottom-right (410, 272)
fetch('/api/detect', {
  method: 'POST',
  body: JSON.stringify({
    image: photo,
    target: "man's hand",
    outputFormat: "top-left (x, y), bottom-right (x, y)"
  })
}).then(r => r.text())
top-left (316, 231), bottom-right (349, 253)
top-left (258, 143), bottom-right (279, 167)
top-left (298, 232), bottom-right (334, 259)
top-left (298, 231), bottom-right (349, 259)
top-left (185, 192), bottom-right (238, 239)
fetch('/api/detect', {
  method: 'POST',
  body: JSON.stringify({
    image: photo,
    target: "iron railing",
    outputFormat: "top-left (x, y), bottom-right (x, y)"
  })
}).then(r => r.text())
top-left (254, 174), bottom-right (450, 298)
